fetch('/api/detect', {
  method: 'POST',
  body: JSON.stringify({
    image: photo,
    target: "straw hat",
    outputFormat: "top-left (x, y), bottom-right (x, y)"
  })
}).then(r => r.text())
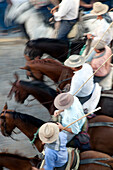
top-left (54, 93), bottom-right (74, 110)
top-left (64, 54), bottom-right (85, 68)
top-left (39, 123), bottom-right (59, 143)
top-left (91, 39), bottom-right (105, 50)
top-left (91, 2), bottom-right (109, 16)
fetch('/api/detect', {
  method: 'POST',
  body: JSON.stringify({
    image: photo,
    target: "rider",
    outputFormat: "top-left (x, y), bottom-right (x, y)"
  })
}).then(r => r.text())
top-left (54, 92), bottom-right (90, 151)
top-left (87, 2), bottom-right (113, 46)
top-left (88, 39), bottom-right (112, 83)
top-left (50, 0), bottom-right (79, 40)
top-left (38, 122), bottom-right (68, 170)
top-left (64, 54), bottom-right (95, 104)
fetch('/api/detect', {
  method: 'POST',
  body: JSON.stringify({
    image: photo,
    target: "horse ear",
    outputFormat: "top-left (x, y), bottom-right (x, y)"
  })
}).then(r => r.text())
top-left (27, 40), bottom-right (36, 47)
top-left (14, 72), bottom-right (19, 81)
top-left (3, 103), bottom-right (8, 110)
top-left (20, 66), bottom-right (29, 70)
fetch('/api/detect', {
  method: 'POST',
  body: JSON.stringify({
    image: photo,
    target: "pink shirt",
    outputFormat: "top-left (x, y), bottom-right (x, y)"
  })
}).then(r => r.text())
top-left (91, 45), bottom-right (112, 77)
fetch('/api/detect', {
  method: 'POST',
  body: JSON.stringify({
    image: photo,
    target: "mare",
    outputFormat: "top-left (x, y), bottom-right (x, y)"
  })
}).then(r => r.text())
top-left (2, 104), bottom-right (113, 156)
top-left (0, 152), bottom-right (40, 170)
top-left (24, 38), bottom-right (86, 62)
top-left (8, 73), bottom-right (113, 117)
top-left (20, 58), bottom-right (74, 92)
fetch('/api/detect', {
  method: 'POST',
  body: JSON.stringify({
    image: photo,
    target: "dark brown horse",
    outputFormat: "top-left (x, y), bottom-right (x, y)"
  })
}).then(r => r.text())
top-left (0, 152), bottom-right (40, 170)
top-left (20, 58), bottom-right (74, 92)
top-left (1, 104), bottom-right (113, 156)
top-left (24, 38), bottom-right (86, 62)
top-left (8, 74), bottom-right (113, 117)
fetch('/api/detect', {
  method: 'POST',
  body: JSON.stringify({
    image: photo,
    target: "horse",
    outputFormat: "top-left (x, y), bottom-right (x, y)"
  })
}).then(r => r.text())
top-left (1, 104), bottom-right (113, 156)
top-left (0, 152), bottom-right (40, 170)
top-left (24, 38), bottom-right (87, 62)
top-left (8, 73), bottom-right (113, 117)
top-left (20, 58), bottom-right (74, 92)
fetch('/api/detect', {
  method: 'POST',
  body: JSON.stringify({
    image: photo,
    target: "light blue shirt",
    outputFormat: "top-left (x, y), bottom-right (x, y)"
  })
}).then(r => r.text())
top-left (69, 63), bottom-right (94, 97)
top-left (44, 132), bottom-right (68, 170)
top-left (61, 96), bottom-right (86, 141)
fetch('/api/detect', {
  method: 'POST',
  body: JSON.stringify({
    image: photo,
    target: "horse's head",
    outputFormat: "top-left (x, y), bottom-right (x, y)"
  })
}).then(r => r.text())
top-left (20, 62), bottom-right (44, 81)
top-left (8, 73), bottom-right (29, 104)
top-left (24, 40), bottom-right (42, 61)
top-left (0, 103), bottom-right (16, 137)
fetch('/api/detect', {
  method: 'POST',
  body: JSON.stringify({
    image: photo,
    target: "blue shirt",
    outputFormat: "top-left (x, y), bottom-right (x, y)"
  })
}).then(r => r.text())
top-left (61, 96), bottom-right (86, 141)
top-left (44, 132), bottom-right (68, 170)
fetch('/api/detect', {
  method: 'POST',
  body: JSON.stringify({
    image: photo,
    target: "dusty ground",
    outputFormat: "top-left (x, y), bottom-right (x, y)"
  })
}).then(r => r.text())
top-left (0, 40), bottom-right (53, 158)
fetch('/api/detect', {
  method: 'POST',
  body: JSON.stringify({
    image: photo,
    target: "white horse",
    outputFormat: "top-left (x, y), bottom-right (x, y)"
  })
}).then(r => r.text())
top-left (5, 2), bottom-right (54, 40)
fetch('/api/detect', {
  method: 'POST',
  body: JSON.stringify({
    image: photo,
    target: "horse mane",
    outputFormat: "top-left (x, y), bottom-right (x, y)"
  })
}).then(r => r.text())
top-left (6, 111), bottom-right (45, 128)
top-left (26, 38), bottom-right (68, 47)
top-left (20, 80), bottom-right (57, 98)
top-left (30, 58), bottom-right (62, 66)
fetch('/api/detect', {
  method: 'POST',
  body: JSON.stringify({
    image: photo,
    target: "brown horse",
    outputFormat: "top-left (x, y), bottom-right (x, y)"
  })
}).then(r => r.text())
top-left (1, 104), bottom-right (113, 156)
top-left (8, 74), bottom-right (113, 117)
top-left (0, 152), bottom-right (40, 170)
top-left (24, 38), bottom-right (86, 62)
top-left (20, 58), bottom-right (74, 92)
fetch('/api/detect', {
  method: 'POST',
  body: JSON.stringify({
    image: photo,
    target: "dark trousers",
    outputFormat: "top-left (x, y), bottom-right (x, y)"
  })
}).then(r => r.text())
top-left (66, 133), bottom-right (91, 152)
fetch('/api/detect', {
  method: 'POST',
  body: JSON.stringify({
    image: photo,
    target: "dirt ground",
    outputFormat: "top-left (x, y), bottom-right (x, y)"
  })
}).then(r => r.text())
top-left (0, 40), bottom-right (53, 158)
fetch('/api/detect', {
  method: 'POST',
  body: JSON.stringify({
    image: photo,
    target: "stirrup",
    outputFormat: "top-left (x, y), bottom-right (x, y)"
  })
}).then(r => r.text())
top-left (66, 147), bottom-right (80, 170)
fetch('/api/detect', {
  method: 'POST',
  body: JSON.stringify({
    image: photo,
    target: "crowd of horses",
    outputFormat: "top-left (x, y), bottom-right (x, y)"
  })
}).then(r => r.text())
top-left (1, 14), bottom-right (113, 169)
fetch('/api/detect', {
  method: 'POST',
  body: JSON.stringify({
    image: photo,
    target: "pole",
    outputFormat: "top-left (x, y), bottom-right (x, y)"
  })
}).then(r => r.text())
top-left (62, 107), bottom-right (101, 131)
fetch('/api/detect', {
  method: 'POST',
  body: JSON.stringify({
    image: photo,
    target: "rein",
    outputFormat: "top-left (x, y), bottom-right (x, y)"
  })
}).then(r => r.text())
top-left (30, 128), bottom-right (40, 145)
top-left (67, 41), bottom-right (72, 59)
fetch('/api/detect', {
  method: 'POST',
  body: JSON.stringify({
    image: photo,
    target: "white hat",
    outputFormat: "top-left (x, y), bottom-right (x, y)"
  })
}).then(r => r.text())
top-left (54, 93), bottom-right (74, 110)
top-left (64, 54), bottom-right (86, 68)
top-left (91, 2), bottom-right (109, 16)
top-left (91, 39), bottom-right (105, 50)
top-left (39, 123), bottom-right (59, 143)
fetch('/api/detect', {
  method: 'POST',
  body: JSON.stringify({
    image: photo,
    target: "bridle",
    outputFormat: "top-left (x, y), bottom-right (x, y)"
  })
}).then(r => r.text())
top-left (0, 110), bottom-right (8, 137)
top-left (0, 111), bottom-right (20, 141)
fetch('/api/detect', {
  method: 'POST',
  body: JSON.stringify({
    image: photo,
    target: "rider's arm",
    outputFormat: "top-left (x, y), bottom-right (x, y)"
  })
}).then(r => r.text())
top-left (57, 122), bottom-right (73, 133)
top-left (80, 0), bottom-right (93, 8)
top-left (54, 109), bottom-right (64, 117)
top-left (50, 5), bottom-right (59, 14)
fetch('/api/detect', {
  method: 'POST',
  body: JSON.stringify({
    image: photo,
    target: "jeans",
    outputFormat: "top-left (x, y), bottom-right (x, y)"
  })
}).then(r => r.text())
top-left (57, 19), bottom-right (77, 40)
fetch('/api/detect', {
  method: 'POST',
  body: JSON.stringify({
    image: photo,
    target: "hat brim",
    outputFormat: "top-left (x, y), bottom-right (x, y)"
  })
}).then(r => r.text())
top-left (39, 123), bottom-right (59, 144)
top-left (64, 56), bottom-right (85, 68)
top-left (90, 4), bottom-right (108, 16)
top-left (54, 93), bottom-right (74, 110)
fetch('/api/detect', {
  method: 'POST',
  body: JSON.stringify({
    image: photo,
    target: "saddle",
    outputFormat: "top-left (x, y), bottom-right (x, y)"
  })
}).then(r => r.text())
top-left (40, 148), bottom-right (80, 170)
top-left (65, 147), bottom-right (80, 170)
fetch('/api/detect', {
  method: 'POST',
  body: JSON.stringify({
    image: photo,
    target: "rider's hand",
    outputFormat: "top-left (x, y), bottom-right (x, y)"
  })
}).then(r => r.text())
top-left (57, 122), bottom-right (64, 130)
top-left (54, 110), bottom-right (60, 117)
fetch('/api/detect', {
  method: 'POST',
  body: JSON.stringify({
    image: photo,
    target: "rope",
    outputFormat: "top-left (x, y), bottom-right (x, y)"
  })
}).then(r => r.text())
top-left (30, 128), bottom-right (40, 144)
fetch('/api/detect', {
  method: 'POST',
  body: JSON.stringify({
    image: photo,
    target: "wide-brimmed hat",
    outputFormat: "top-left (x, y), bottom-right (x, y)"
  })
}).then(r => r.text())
top-left (91, 39), bottom-right (105, 50)
top-left (64, 54), bottom-right (85, 68)
top-left (39, 123), bottom-right (59, 143)
top-left (54, 93), bottom-right (74, 110)
top-left (91, 2), bottom-right (109, 16)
